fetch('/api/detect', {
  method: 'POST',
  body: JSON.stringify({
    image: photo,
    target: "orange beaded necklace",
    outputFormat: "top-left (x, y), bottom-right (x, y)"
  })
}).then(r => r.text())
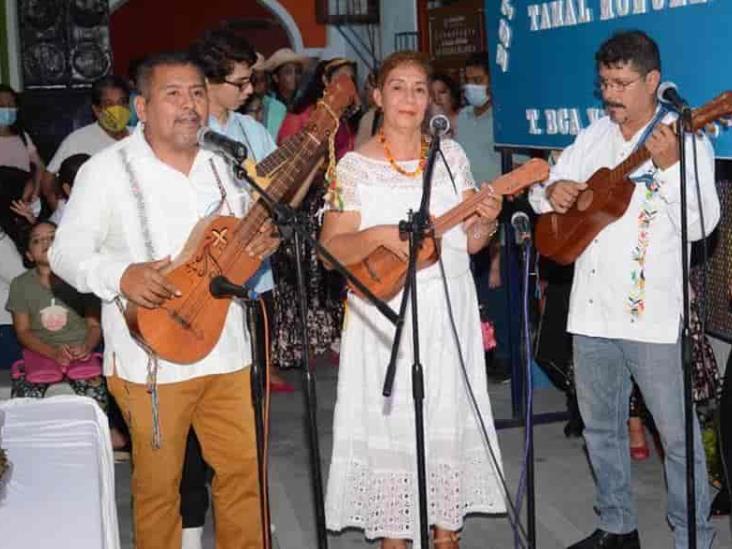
top-left (378, 129), bottom-right (429, 178)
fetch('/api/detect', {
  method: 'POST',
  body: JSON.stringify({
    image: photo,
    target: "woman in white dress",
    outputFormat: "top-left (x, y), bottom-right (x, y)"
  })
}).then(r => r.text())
top-left (320, 51), bottom-right (506, 548)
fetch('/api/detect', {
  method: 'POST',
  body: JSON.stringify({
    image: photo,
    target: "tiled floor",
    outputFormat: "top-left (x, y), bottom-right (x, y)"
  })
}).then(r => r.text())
top-left (3, 364), bottom-right (731, 548)
top-left (116, 362), bottom-right (732, 549)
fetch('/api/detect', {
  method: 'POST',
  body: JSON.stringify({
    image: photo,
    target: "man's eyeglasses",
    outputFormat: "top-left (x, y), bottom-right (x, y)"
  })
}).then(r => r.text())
top-left (597, 75), bottom-right (644, 92)
top-left (223, 79), bottom-right (252, 92)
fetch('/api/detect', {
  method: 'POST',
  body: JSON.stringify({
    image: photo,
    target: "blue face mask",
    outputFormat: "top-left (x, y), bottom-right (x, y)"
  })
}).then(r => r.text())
top-left (0, 107), bottom-right (17, 126)
top-left (463, 84), bottom-right (489, 108)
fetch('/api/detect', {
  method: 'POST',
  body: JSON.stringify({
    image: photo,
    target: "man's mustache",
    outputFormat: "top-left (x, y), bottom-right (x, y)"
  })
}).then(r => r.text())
top-left (175, 112), bottom-right (201, 123)
top-left (604, 101), bottom-right (625, 109)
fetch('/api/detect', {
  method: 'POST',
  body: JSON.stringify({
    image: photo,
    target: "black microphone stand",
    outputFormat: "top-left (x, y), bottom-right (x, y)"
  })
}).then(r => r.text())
top-left (382, 131), bottom-right (442, 548)
top-left (513, 224), bottom-right (536, 549)
top-left (212, 158), bottom-right (398, 549)
top-left (209, 276), bottom-right (271, 548)
top-left (677, 108), bottom-right (698, 549)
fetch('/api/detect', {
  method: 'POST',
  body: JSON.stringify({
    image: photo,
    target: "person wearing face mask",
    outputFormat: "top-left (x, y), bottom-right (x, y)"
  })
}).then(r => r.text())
top-left (0, 85), bottom-right (45, 187)
top-left (41, 75), bottom-right (133, 211)
top-left (455, 54), bottom-right (519, 384)
top-left (454, 52), bottom-right (501, 185)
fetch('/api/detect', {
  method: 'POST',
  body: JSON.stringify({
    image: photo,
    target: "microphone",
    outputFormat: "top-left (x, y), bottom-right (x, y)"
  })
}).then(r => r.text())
top-left (511, 211), bottom-right (532, 245)
top-left (197, 127), bottom-right (248, 163)
top-left (429, 114), bottom-right (450, 137)
top-left (209, 275), bottom-right (249, 299)
top-left (657, 81), bottom-right (690, 113)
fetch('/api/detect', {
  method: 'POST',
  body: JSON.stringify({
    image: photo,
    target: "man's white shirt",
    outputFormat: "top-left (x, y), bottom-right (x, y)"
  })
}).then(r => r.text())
top-left (529, 110), bottom-right (720, 344)
top-left (50, 126), bottom-right (252, 384)
top-left (47, 122), bottom-right (132, 173)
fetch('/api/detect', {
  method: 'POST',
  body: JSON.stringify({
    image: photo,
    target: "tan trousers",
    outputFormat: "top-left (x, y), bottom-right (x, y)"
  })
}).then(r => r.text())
top-left (108, 368), bottom-right (262, 549)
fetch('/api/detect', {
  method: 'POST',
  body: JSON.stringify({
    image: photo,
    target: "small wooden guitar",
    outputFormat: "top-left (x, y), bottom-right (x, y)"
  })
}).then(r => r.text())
top-left (346, 158), bottom-right (550, 300)
top-left (125, 74), bottom-right (357, 364)
top-left (535, 91), bottom-right (732, 265)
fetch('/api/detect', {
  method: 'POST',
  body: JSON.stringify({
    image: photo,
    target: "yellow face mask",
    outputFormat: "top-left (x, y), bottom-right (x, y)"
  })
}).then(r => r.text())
top-left (98, 105), bottom-right (132, 133)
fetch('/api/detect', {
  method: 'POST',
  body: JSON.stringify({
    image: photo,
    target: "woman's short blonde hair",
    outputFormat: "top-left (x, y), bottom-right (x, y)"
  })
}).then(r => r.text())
top-left (376, 51), bottom-right (432, 89)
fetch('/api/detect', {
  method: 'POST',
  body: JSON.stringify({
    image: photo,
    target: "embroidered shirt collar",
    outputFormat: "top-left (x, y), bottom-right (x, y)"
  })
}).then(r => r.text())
top-left (125, 124), bottom-right (216, 173)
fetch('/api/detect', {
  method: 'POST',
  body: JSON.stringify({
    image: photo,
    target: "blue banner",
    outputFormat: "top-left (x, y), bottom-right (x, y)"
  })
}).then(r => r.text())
top-left (486, 0), bottom-right (732, 158)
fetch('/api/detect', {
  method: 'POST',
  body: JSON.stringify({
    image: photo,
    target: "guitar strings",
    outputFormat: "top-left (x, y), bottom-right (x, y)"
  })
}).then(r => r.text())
top-left (171, 139), bottom-right (315, 322)
top-left (172, 121), bottom-right (330, 326)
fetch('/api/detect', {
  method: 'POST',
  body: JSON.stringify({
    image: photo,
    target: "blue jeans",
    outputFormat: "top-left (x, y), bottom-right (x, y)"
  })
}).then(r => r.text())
top-left (574, 334), bottom-right (714, 549)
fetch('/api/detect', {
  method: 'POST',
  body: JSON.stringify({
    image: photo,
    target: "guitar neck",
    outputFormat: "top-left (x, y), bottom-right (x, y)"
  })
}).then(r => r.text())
top-left (607, 103), bottom-right (712, 182)
top-left (432, 157), bottom-right (550, 237)
top-left (230, 105), bottom-right (339, 247)
top-left (432, 184), bottom-right (491, 237)
top-left (256, 131), bottom-right (309, 177)
top-left (608, 145), bottom-right (652, 183)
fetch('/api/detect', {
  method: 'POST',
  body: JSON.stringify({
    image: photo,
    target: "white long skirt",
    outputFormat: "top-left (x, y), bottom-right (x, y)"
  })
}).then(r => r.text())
top-left (325, 270), bottom-right (506, 543)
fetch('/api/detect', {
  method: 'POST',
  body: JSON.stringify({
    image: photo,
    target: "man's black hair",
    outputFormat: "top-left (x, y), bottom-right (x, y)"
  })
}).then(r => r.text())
top-left (191, 20), bottom-right (257, 83)
top-left (595, 30), bottom-right (660, 75)
top-left (465, 52), bottom-right (490, 73)
top-left (135, 51), bottom-right (204, 98)
top-left (91, 75), bottom-right (130, 107)
top-left (58, 153), bottom-right (90, 188)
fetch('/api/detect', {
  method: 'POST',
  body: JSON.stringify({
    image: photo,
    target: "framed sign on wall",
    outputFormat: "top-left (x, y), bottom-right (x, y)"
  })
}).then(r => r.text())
top-left (485, 1), bottom-right (732, 157)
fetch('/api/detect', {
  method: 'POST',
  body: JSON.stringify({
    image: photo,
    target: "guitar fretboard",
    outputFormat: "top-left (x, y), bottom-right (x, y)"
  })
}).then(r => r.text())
top-left (608, 146), bottom-right (653, 183)
top-left (233, 108), bottom-right (336, 246)
top-left (432, 158), bottom-right (549, 237)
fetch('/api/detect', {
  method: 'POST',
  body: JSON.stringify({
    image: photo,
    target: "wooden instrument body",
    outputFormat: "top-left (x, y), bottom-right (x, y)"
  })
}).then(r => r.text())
top-left (126, 74), bottom-right (357, 364)
top-left (535, 90), bottom-right (732, 265)
top-left (534, 169), bottom-right (635, 265)
top-left (349, 237), bottom-right (439, 301)
top-left (125, 215), bottom-right (262, 364)
top-left (344, 158), bottom-right (551, 300)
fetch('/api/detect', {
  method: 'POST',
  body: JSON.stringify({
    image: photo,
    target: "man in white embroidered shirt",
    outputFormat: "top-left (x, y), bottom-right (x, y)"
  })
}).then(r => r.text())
top-left (49, 52), bottom-right (279, 549)
top-left (529, 31), bottom-right (719, 549)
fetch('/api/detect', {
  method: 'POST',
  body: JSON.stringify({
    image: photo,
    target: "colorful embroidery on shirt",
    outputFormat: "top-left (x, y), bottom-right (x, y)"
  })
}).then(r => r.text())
top-left (627, 171), bottom-right (660, 321)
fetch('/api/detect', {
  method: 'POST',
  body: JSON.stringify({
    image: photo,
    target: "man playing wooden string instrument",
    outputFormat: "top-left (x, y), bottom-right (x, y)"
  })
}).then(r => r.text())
top-left (529, 31), bottom-right (719, 549)
top-left (49, 51), bottom-right (279, 549)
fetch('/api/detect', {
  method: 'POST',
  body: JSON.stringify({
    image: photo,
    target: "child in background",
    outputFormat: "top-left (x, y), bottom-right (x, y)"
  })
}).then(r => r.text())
top-left (49, 153), bottom-right (89, 224)
top-left (0, 166), bottom-right (32, 368)
top-left (6, 221), bottom-right (108, 409)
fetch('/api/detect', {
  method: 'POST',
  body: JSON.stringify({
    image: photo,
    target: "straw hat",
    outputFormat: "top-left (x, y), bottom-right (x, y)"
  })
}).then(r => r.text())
top-left (252, 52), bottom-right (265, 71)
top-left (261, 48), bottom-right (309, 72)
